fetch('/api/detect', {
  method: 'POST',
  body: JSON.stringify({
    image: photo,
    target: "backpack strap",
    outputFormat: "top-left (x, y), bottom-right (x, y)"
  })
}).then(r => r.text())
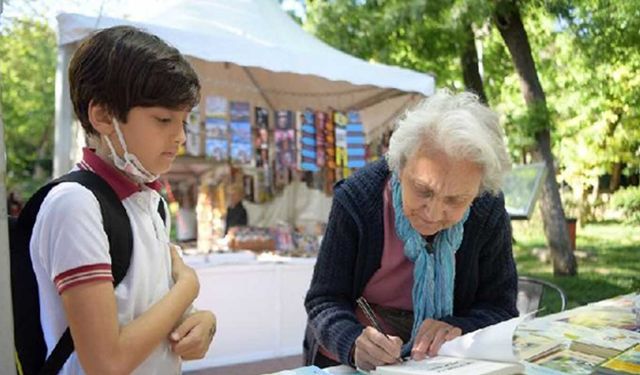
top-left (158, 199), bottom-right (167, 225)
top-left (33, 170), bottom-right (133, 375)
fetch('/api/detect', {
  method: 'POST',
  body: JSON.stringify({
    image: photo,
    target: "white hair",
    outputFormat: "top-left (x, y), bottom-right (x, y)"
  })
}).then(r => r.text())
top-left (387, 90), bottom-right (511, 195)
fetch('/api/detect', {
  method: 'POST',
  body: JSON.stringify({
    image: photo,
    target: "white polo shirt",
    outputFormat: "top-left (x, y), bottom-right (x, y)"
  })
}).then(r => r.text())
top-left (30, 148), bottom-right (181, 375)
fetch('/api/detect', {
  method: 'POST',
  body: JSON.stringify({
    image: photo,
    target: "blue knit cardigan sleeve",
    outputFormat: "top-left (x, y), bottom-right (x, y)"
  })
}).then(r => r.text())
top-left (304, 194), bottom-right (364, 366)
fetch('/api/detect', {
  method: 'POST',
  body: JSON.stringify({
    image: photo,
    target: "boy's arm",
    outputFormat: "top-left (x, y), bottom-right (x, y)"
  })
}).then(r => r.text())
top-left (170, 309), bottom-right (217, 360)
top-left (61, 247), bottom-right (199, 375)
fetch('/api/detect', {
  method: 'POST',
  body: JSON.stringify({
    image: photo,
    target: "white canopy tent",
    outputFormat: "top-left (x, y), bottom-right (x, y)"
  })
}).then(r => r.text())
top-left (54, 0), bottom-right (435, 177)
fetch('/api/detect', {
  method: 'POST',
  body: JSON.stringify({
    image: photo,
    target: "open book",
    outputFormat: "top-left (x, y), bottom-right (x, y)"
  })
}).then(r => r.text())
top-left (370, 315), bottom-right (530, 375)
top-left (370, 356), bottom-right (523, 375)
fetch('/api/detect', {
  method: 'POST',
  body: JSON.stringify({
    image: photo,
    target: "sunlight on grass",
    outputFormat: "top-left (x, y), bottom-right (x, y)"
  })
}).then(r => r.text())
top-left (511, 218), bottom-right (640, 312)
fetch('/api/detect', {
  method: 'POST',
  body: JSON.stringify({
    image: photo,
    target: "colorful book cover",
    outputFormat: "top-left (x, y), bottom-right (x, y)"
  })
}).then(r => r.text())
top-left (230, 142), bottom-right (252, 164)
top-left (229, 101), bottom-right (250, 121)
top-left (185, 108), bottom-right (202, 156)
top-left (593, 343), bottom-right (640, 375)
top-left (205, 117), bottom-right (228, 139)
top-left (532, 349), bottom-right (604, 375)
top-left (254, 107), bottom-right (270, 168)
top-left (558, 308), bottom-right (640, 332)
top-left (346, 111), bottom-right (366, 169)
top-left (300, 110), bottom-right (317, 172)
top-left (315, 111), bottom-right (326, 168)
top-left (205, 95), bottom-right (227, 117)
top-left (205, 138), bottom-right (228, 160)
top-left (324, 111), bottom-right (336, 169)
top-left (230, 121), bottom-right (252, 165)
top-left (333, 111), bottom-right (349, 180)
top-left (295, 111), bottom-right (303, 169)
top-left (204, 116), bottom-right (228, 161)
top-left (275, 110), bottom-right (296, 169)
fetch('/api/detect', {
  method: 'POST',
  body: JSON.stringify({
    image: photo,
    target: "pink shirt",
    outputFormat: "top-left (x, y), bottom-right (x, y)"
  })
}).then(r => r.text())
top-left (361, 179), bottom-right (414, 310)
top-left (353, 179), bottom-right (414, 337)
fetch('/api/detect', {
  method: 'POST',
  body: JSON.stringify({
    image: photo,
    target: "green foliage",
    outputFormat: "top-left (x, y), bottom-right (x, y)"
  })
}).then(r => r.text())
top-left (304, 0), bottom-right (492, 89)
top-left (546, 1), bottom-right (640, 195)
top-left (610, 187), bottom-right (640, 225)
top-left (0, 18), bottom-right (56, 196)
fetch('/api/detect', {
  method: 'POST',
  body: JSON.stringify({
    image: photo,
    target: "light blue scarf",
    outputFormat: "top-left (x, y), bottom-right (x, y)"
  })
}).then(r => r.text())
top-left (390, 174), bottom-right (469, 352)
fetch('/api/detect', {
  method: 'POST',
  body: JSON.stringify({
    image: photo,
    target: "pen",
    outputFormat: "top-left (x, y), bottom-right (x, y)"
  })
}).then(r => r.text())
top-left (356, 296), bottom-right (404, 363)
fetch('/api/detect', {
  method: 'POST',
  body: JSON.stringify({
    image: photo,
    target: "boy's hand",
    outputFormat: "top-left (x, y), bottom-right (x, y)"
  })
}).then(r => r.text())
top-left (169, 310), bottom-right (217, 360)
top-left (169, 245), bottom-right (198, 287)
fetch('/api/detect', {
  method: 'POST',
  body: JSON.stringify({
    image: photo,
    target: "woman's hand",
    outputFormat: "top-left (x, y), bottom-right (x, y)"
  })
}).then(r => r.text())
top-left (169, 310), bottom-right (217, 360)
top-left (354, 326), bottom-right (403, 372)
top-left (170, 245), bottom-right (199, 294)
top-left (411, 319), bottom-right (461, 360)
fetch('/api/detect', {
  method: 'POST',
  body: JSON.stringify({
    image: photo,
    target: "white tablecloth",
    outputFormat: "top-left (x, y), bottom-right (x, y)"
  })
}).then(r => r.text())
top-left (182, 253), bottom-right (316, 371)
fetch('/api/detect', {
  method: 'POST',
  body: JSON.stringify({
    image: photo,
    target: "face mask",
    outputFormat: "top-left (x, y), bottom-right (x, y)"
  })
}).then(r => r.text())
top-left (104, 118), bottom-right (159, 184)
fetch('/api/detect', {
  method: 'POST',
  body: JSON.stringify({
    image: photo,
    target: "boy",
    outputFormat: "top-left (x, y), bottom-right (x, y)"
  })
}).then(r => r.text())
top-left (30, 25), bottom-right (215, 374)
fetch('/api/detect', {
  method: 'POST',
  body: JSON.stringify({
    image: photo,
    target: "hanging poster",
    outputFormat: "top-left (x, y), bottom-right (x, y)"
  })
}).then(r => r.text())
top-left (333, 111), bottom-right (349, 180)
top-left (315, 111), bottom-right (326, 168)
top-left (230, 101), bottom-right (252, 165)
top-left (185, 107), bottom-right (202, 156)
top-left (325, 111), bottom-right (336, 169)
top-left (274, 110), bottom-right (295, 169)
top-left (254, 107), bottom-right (270, 167)
top-left (300, 110), bottom-right (317, 172)
top-left (347, 111), bottom-right (366, 169)
top-left (204, 96), bottom-right (228, 161)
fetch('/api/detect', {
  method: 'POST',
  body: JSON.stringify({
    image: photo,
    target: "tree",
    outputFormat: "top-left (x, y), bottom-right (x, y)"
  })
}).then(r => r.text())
top-left (0, 18), bottom-right (56, 196)
top-left (493, 1), bottom-right (577, 275)
top-left (306, 0), bottom-right (578, 275)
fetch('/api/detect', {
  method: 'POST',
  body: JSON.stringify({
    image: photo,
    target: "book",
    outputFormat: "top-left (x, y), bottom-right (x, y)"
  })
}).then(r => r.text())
top-left (370, 356), bottom-right (523, 375)
top-left (592, 343), bottom-right (640, 375)
top-left (514, 332), bottom-right (563, 361)
top-left (529, 348), bottom-right (604, 374)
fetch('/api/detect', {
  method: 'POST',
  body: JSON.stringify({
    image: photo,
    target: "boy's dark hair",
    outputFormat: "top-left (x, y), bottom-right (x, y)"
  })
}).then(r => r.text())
top-left (69, 25), bottom-right (201, 136)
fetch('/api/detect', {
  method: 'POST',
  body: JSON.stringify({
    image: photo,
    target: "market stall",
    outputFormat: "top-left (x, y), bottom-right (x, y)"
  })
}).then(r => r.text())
top-left (52, 0), bottom-right (436, 367)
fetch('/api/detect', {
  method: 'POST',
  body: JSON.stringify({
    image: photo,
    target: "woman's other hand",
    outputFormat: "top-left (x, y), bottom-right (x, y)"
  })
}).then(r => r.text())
top-left (411, 319), bottom-right (461, 360)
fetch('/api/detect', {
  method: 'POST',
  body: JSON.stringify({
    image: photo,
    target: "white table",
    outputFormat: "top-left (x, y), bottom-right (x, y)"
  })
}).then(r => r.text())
top-left (182, 252), bottom-right (316, 371)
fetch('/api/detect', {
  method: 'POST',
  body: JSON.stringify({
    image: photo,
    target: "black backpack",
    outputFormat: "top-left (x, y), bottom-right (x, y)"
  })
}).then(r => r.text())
top-left (10, 170), bottom-right (165, 375)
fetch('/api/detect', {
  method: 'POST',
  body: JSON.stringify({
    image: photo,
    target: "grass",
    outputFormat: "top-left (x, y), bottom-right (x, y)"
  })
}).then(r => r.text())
top-left (512, 218), bottom-right (640, 314)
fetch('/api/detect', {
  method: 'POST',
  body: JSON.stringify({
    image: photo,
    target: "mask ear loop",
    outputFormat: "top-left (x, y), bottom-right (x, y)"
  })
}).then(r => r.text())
top-left (114, 118), bottom-right (161, 182)
top-left (112, 118), bottom-right (131, 157)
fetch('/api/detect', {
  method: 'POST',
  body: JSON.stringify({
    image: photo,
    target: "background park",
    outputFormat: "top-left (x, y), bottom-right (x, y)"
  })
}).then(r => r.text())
top-left (1, 1), bottom-right (638, 372)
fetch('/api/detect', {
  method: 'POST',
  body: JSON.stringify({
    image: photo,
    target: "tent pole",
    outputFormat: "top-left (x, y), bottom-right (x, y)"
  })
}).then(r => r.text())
top-left (0, 66), bottom-right (18, 375)
top-left (53, 43), bottom-right (75, 178)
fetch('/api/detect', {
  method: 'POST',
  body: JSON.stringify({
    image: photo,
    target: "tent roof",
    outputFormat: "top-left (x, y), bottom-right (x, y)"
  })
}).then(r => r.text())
top-left (56, 0), bottom-right (435, 97)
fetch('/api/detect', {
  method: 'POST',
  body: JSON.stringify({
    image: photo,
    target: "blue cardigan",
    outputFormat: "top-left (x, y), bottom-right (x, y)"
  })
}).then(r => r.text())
top-left (303, 159), bottom-right (518, 366)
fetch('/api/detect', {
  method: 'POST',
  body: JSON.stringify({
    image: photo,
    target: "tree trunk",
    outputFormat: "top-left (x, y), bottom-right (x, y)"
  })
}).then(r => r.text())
top-left (460, 22), bottom-right (488, 104)
top-left (609, 162), bottom-right (623, 192)
top-left (494, 0), bottom-right (577, 276)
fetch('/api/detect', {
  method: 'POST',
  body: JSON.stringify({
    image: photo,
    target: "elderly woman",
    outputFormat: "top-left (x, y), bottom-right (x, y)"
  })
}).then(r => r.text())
top-left (303, 91), bottom-right (518, 371)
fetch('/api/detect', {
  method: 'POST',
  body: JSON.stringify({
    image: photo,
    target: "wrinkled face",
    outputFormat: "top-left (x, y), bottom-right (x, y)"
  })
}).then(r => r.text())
top-left (114, 106), bottom-right (188, 175)
top-left (399, 149), bottom-right (482, 236)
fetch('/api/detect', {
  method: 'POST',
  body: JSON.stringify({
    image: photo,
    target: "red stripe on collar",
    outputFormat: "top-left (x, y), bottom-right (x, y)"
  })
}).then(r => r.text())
top-left (77, 148), bottom-right (162, 200)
